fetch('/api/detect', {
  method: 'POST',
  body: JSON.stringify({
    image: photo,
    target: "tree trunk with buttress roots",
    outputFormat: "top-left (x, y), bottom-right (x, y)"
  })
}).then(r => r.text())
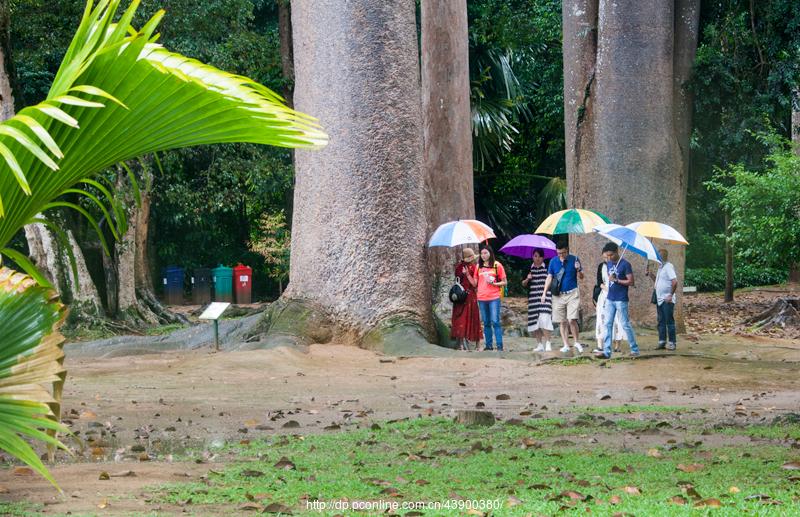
top-left (421, 0), bottom-right (474, 344)
top-left (562, 0), bottom-right (699, 329)
top-left (251, 0), bottom-right (434, 353)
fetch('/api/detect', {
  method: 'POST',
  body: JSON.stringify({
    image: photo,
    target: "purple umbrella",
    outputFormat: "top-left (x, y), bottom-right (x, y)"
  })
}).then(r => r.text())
top-left (499, 234), bottom-right (558, 259)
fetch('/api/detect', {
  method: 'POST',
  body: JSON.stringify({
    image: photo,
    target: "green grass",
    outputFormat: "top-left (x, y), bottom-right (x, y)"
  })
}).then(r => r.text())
top-left (714, 422), bottom-right (800, 441)
top-left (572, 404), bottom-right (692, 414)
top-left (0, 501), bottom-right (43, 516)
top-left (150, 417), bottom-right (800, 515)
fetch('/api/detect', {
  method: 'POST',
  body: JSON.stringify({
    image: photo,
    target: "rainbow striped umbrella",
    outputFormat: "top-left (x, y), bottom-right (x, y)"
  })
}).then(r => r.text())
top-left (428, 220), bottom-right (496, 247)
top-left (534, 209), bottom-right (611, 235)
top-left (625, 221), bottom-right (689, 245)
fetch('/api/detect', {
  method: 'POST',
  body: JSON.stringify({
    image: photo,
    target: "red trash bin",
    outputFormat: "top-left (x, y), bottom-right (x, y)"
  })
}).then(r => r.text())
top-left (233, 263), bottom-right (253, 304)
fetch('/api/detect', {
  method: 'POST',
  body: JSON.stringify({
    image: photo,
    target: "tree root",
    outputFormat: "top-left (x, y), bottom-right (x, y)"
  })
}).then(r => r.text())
top-left (743, 297), bottom-right (800, 330)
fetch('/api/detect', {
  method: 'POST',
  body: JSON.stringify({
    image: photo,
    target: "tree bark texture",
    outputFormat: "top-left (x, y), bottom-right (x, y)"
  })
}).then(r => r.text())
top-left (286, 0), bottom-right (431, 348)
top-left (562, 0), bottom-right (698, 328)
top-left (0, 2), bottom-right (13, 121)
top-left (278, 0), bottom-right (294, 107)
top-left (421, 0), bottom-right (474, 337)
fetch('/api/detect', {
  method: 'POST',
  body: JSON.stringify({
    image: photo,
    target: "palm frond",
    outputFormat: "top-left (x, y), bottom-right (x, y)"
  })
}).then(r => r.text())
top-left (0, 0), bottom-right (327, 248)
top-left (0, 266), bottom-right (70, 490)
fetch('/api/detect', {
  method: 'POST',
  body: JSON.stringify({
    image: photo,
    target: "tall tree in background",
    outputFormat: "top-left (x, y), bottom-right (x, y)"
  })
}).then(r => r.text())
top-left (562, 0), bottom-right (699, 327)
top-left (263, 0), bottom-right (432, 351)
top-left (421, 0), bottom-right (474, 328)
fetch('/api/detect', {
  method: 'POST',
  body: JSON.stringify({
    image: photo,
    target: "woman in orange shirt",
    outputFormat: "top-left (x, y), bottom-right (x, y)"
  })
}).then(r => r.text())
top-left (477, 246), bottom-right (507, 351)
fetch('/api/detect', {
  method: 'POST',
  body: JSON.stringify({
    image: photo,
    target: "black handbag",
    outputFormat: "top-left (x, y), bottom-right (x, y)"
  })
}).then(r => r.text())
top-left (550, 268), bottom-right (565, 297)
top-left (449, 277), bottom-right (468, 304)
top-left (650, 289), bottom-right (658, 304)
top-left (592, 263), bottom-right (603, 303)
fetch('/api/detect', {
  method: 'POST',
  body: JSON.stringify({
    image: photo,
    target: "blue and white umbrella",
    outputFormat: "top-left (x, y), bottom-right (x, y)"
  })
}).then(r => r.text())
top-left (592, 223), bottom-right (662, 264)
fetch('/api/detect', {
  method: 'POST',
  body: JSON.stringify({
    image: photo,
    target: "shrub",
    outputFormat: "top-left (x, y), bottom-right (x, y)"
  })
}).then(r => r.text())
top-left (685, 265), bottom-right (787, 292)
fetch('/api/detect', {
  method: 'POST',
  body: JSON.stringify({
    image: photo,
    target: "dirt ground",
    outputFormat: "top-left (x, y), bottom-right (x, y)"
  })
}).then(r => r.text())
top-left (2, 292), bottom-right (800, 515)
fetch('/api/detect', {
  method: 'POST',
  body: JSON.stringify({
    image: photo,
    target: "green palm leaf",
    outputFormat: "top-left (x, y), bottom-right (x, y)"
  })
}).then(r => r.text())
top-left (0, 267), bottom-right (70, 490)
top-left (0, 0), bottom-right (327, 248)
top-left (0, 0), bottom-right (328, 488)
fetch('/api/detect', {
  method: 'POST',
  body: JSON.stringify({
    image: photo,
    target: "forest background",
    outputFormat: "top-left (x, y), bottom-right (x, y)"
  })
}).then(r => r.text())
top-left (5, 0), bottom-right (799, 321)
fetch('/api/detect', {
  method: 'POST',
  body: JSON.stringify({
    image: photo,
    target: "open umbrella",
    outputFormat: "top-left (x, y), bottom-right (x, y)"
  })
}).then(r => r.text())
top-left (535, 209), bottom-right (611, 235)
top-left (428, 219), bottom-right (496, 247)
top-left (499, 234), bottom-right (557, 259)
top-left (625, 221), bottom-right (688, 245)
top-left (593, 223), bottom-right (662, 263)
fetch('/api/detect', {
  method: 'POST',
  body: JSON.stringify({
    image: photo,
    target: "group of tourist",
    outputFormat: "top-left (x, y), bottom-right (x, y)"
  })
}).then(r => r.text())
top-left (450, 241), bottom-right (679, 358)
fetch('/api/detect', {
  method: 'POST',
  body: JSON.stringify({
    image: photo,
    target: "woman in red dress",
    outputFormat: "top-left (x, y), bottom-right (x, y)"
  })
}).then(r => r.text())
top-left (451, 248), bottom-right (482, 350)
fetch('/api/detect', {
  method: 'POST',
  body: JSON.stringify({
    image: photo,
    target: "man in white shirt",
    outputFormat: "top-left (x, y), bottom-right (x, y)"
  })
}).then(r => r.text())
top-left (648, 248), bottom-right (678, 350)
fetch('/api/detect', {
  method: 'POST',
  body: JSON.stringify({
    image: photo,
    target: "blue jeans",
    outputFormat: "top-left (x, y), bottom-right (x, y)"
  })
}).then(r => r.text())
top-left (657, 301), bottom-right (676, 344)
top-left (603, 300), bottom-right (639, 357)
top-left (478, 298), bottom-right (503, 350)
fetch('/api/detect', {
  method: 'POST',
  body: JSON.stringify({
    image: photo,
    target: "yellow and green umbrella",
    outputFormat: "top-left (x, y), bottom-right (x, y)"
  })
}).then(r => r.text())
top-left (534, 209), bottom-right (611, 235)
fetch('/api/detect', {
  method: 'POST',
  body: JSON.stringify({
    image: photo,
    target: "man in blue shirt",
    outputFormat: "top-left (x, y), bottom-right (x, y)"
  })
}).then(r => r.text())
top-left (594, 242), bottom-right (640, 358)
top-left (541, 243), bottom-right (584, 355)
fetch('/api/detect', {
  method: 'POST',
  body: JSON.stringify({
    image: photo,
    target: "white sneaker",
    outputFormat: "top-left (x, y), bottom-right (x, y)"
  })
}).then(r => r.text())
top-left (574, 343), bottom-right (584, 354)
top-left (559, 344), bottom-right (570, 353)
top-left (533, 344), bottom-right (545, 352)
top-left (545, 342), bottom-right (552, 352)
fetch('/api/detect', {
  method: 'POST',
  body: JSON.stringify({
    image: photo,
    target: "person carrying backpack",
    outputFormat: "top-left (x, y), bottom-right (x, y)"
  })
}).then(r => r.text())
top-left (477, 245), bottom-right (507, 351)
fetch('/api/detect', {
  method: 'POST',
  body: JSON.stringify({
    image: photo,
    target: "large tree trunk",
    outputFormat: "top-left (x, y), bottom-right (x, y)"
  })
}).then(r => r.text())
top-left (112, 168), bottom-right (187, 327)
top-left (265, 0), bottom-right (431, 351)
top-left (0, 0), bottom-right (13, 121)
top-left (563, 0), bottom-right (698, 328)
top-left (421, 0), bottom-right (474, 342)
top-left (277, 0), bottom-right (294, 107)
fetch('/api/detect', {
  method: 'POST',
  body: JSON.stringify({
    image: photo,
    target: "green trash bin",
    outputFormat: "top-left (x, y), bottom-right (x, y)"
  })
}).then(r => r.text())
top-left (212, 265), bottom-right (233, 302)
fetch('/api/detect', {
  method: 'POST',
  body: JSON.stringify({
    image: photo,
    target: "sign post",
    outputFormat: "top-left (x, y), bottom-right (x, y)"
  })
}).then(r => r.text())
top-left (198, 302), bottom-right (231, 351)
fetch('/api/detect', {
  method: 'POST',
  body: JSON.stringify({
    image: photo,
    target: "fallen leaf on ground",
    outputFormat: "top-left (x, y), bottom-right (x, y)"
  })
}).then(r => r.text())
top-left (12, 467), bottom-right (33, 476)
top-left (97, 499), bottom-right (109, 509)
top-left (643, 385), bottom-right (658, 390)
top-left (274, 457), bottom-right (296, 470)
top-left (694, 498), bottom-right (722, 508)
top-left (506, 496), bottom-right (523, 507)
top-left (264, 502), bottom-right (292, 514)
top-left (496, 394), bottom-right (511, 400)
top-left (282, 420), bottom-right (300, 429)
top-left (647, 448), bottom-right (663, 458)
top-left (677, 463), bottom-right (704, 473)
top-left (669, 495), bottom-right (688, 505)
top-left (240, 469), bottom-right (264, 478)
top-left (729, 486), bottom-right (740, 494)
top-left (623, 486), bottom-right (641, 495)
top-left (98, 471), bottom-right (110, 480)
top-left (609, 495), bottom-right (622, 505)
top-left (781, 461), bottom-right (800, 470)
top-left (239, 502), bottom-right (264, 511)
